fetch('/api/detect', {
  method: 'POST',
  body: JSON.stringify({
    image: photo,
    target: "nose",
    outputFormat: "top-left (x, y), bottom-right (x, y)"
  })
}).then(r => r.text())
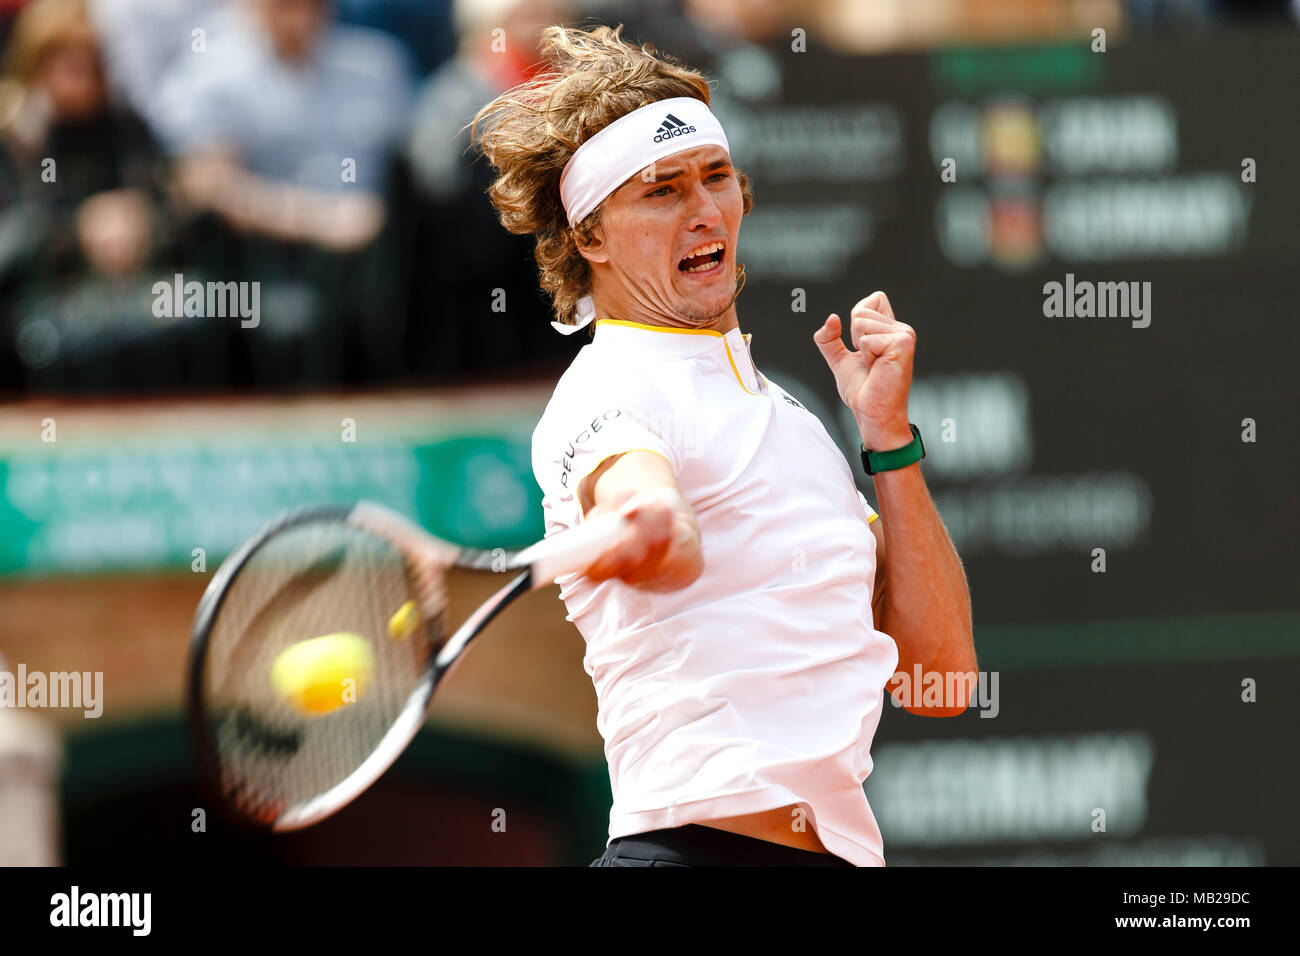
top-left (683, 178), bottom-right (723, 231)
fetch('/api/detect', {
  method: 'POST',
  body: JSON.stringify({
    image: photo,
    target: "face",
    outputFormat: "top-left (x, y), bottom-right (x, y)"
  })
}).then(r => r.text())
top-left (37, 39), bottom-right (104, 120)
top-left (258, 0), bottom-right (329, 62)
top-left (684, 0), bottom-right (791, 43)
top-left (579, 144), bottom-right (744, 329)
top-left (505, 0), bottom-right (568, 54)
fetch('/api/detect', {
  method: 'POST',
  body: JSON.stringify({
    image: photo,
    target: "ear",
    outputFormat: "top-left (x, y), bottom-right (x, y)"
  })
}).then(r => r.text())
top-left (574, 223), bottom-right (610, 265)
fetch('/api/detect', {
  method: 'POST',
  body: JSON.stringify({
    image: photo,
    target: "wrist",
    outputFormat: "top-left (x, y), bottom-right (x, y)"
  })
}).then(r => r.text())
top-left (857, 418), bottom-right (913, 451)
top-left (860, 422), bottom-right (926, 476)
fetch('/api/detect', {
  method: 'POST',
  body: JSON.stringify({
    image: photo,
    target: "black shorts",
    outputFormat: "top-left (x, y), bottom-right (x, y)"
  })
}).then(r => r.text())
top-left (589, 824), bottom-right (856, 867)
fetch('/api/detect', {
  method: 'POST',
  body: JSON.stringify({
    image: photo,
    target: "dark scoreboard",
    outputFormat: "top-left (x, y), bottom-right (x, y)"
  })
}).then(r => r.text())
top-left (700, 30), bottom-right (1299, 863)
top-left (708, 31), bottom-right (1298, 626)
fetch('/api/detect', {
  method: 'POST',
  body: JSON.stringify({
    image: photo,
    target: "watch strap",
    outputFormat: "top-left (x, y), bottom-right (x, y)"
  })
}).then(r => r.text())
top-left (861, 424), bottom-right (925, 475)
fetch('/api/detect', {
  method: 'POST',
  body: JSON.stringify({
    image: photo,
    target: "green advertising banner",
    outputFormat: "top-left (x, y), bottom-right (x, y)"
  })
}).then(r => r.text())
top-left (0, 392), bottom-right (550, 577)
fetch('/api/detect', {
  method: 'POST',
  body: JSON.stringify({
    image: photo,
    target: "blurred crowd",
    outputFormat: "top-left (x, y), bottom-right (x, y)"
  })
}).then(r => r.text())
top-left (0, 0), bottom-right (801, 394)
top-left (0, 0), bottom-right (1292, 395)
top-left (0, 0), bottom-right (558, 392)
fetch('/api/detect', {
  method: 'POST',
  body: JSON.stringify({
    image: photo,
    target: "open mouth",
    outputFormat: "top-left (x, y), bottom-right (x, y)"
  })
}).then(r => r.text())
top-left (678, 240), bottom-right (726, 275)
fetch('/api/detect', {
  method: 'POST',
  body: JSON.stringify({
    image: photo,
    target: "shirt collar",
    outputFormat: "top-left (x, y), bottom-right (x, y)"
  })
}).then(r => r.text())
top-left (592, 318), bottom-right (726, 354)
top-left (591, 319), bottom-right (764, 393)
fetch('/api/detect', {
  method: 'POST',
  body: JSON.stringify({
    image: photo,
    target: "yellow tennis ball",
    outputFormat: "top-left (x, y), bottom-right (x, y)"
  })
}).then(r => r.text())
top-left (270, 632), bottom-right (374, 716)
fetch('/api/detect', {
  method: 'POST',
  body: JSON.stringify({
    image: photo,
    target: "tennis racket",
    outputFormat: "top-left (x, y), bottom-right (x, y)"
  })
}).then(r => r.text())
top-left (186, 501), bottom-right (625, 831)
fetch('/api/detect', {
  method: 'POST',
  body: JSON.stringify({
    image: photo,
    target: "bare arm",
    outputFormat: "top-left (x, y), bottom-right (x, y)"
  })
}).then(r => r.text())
top-left (173, 151), bottom-right (384, 252)
top-left (578, 450), bottom-right (703, 592)
top-left (816, 292), bottom-right (976, 717)
top-left (867, 458), bottom-right (977, 717)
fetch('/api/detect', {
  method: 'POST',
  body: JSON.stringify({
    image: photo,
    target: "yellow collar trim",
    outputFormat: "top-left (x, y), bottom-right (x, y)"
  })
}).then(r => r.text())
top-left (595, 318), bottom-right (723, 337)
top-left (594, 318), bottom-right (762, 395)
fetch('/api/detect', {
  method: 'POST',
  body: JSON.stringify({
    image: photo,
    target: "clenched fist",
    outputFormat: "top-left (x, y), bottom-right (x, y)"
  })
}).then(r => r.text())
top-left (813, 290), bottom-right (916, 451)
top-left (584, 483), bottom-right (703, 593)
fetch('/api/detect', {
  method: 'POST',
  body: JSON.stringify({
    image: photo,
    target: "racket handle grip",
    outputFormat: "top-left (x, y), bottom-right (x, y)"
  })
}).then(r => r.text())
top-left (513, 512), bottom-right (629, 586)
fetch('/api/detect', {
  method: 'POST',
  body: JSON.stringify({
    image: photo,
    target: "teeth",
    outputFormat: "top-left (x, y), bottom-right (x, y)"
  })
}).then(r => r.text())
top-left (683, 241), bottom-right (724, 259)
top-left (684, 260), bottom-right (719, 273)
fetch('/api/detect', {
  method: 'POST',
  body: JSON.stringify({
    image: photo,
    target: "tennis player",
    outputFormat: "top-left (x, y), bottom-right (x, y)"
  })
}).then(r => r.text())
top-left (473, 25), bottom-right (976, 867)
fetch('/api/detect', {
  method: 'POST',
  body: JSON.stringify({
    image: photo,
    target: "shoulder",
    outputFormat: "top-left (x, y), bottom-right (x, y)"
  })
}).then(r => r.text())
top-left (758, 372), bottom-right (807, 408)
top-left (412, 60), bottom-right (491, 124)
top-left (319, 24), bottom-right (415, 88)
top-left (154, 13), bottom-right (261, 107)
top-left (540, 343), bottom-right (678, 425)
top-left (531, 345), bottom-right (683, 468)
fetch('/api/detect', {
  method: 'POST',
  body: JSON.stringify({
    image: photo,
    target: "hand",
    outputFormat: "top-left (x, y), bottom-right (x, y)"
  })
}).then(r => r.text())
top-left (813, 290), bottom-right (916, 450)
top-left (583, 486), bottom-right (702, 592)
top-left (308, 193), bottom-right (385, 253)
top-left (76, 189), bottom-right (153, 278)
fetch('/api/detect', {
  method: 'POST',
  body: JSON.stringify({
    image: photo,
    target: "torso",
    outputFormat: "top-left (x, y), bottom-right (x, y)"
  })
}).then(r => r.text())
top-left (532, 319), bottom-right (897, 867)
top-left (699, 804), bottom-right (831, 853)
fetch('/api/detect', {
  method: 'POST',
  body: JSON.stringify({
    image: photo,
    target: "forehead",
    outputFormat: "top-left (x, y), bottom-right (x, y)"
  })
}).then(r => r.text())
top-left (618, 144), bottom-right (732, 190)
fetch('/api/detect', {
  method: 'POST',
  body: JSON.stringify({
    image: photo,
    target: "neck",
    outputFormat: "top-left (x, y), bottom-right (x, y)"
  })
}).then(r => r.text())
top-left (589, 283), bottom-right (741, 335)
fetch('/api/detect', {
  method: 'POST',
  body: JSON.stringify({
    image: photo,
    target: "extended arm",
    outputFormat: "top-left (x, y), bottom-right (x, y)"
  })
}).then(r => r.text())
top-left (578, 450), bottom-right (704, 592)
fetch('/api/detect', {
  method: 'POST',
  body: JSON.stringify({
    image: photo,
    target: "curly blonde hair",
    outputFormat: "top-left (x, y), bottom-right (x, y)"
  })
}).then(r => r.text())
top-left (470, 24), bottom-right (753, 328)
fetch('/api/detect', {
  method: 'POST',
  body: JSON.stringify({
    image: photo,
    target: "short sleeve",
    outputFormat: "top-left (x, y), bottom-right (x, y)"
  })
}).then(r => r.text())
top-left (857, 491), bottom-right (880, 525)
top-left (532, 392), bottom-right (680, 534)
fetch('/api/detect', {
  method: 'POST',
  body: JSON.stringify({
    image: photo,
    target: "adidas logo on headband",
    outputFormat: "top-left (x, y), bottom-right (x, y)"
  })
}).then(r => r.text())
top-left (653, 113), bottom-right (697, 143)
top-left (560, 97), bottom-right (729, 227)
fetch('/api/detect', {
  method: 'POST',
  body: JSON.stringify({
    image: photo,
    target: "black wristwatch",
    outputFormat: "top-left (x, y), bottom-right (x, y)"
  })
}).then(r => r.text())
top-left (861, 424), bottom-right (925, 475)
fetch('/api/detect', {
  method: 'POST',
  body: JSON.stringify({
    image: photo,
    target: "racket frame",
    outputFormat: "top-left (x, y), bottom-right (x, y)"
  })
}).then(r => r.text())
top-left (187, 502), bottom-right (626, 832)
top-left (187, 504), bottom-right (524, 831)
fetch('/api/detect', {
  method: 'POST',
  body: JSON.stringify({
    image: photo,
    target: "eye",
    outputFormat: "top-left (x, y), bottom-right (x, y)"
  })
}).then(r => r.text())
top-left (706, 171), bottom-right (730, 183)
top-left (646, 185), bottom-right (672, 198)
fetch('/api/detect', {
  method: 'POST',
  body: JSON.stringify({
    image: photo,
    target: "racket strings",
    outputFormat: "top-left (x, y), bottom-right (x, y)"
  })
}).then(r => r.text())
top-left (200, 519), bottom-right (439, 824)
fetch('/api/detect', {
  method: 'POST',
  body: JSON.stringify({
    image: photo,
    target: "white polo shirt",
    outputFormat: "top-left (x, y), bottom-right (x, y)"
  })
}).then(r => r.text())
top-left (531, 318), bottom-right (899, 866)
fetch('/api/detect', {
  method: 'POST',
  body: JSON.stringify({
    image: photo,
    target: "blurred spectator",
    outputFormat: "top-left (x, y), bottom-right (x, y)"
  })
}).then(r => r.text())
top-left (392, 0), bottom-right (580, 380)
top-left (0, 0), bottom-right (195, 392)
top-left (148, 0), bottom-right (417, 387)
top-left (407, 0), bottom-right (570, 202)
top-left (335, 0), bottom-right (456, 78)
top-left (0, 0), bottom-right (32, 54)
top-left (0, 0), bottom-right (162, 273)
top-left (588, 0), bottom-right (812, 65)
top-left (155, 0), bottom-right (414, 251)
top-left (87, 0), bottom-right (240, 136)
top-left (682, 0), bottom-right (805, 46)
top-left (585, 0), bottom-right (827, 119)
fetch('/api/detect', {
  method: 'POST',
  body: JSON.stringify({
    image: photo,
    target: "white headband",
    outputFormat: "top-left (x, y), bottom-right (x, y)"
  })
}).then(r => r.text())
top-left (560, 96), bottom-right (730, 226)
top-left (552, 96), bottom-right (731, 334)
